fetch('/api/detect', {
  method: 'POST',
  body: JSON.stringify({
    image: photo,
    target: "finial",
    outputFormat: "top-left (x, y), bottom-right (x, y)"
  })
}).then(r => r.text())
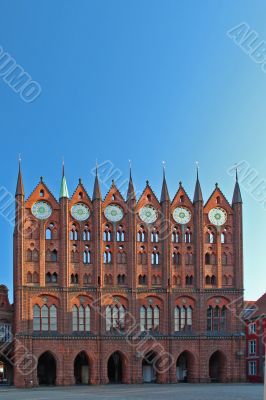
top-left (146, 180), bottom-right (149, 186)
top-left (79, 178), bottom-right (82, 184)
top-left (179, 181), bottom-right (182, 187)
top-left (95, 159), bottom-right (98, 176)
top-left (62, 157), bottom-right (65, 176)
top-left (162, 161), bottom-right (166, 178)
top-left (112, 179), bottom-right (115, 186)
top-left (235, 164), bottom-right (238, 182)
top-left (129, 159), bottom-right (132, 178)
top-left (40, 176), bottom-right (43, 182)
top-left (215, 182), bottom-right (218, 188)
top-left (18, 153), bottom-right (21, 163)
top-left (195, 161), bottom-right (199, 179)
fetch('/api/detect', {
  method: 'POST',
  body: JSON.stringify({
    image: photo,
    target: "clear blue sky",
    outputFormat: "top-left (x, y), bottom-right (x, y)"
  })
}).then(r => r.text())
top-left (0, 1), bottom-right (265, 301)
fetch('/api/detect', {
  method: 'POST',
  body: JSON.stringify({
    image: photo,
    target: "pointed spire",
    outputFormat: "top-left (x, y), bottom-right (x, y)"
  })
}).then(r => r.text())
top-left (59, 160), bottom-right (69, 199)
top-left (232, 168), bottom-right (242, 204)
top-left (193, 162), bottom-right (203, 203)
top-left (92, 161), bottom-right (102, 201)
top-left (16, 156), bottom-right (24, 196)
top-left (160, 161), bottom-right (170, 203)
top-left (127, 160), bottom-right (136, 202)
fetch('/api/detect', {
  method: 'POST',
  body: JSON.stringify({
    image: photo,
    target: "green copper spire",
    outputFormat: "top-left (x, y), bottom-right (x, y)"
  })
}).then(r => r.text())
top-left (60, 161), bottom-right (69, 199)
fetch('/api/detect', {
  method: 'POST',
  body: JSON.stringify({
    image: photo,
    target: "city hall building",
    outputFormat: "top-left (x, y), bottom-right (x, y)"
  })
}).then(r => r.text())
top-left (13, 164), bottom-right (246, 387)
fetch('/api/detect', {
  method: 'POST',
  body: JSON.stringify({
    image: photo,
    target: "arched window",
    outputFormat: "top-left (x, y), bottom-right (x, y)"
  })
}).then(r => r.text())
top-left (45, 228), bottom-right (52, 240)
top-left (51, 249), bottom-right (57, 262)
top-left (172, 227), bottom-right (179, 243)
top-left (151, 248), bottom-right (159, 265)
top-left (83, 226), bottom-right (90, 241)
top-left (174, 305), bottom-right (193, 332)
top-left (103, 225), bottom-right (112, 242)
top-left (172, 251), bottom-right (181, 265)
top-left (51, 272), bottom-right (58, 283)
top-left (117, 274), bottom-right (126, 285)
top-left (205, 253), bottom-right (211, 265)
top-left (216, 196), bottom-right (221, 204)
top-left (46, 272), bottom-right (52, 283)
top-left (40, 189), bottom-right (44, 197)
top-left (138, 275), bottom-right (147, 285)
top-left (207, 305), bottom-right (227, 332)
top-left (70, 225), bottom-right (78, 240)
top-left (33, 304), bottom-right (57, 332)
top-left (33, 305), bottom-right (41, 331)
top-left (105, 304), bottom-right (126, 331)
top-left (185, 228), bottom-right (192, 243)
top-left (185, 275), bottom-right (193, 286)
top-left (140, 305), bottom-right (160, 332)
top-left (116, 226), bottom-right (125, 242)
top-left (211, 275), bottom-right (216, 285)
top-left (71, 274), bottom-right (79, 284)
top-left (206, 229), bottom-right (215, 244)
top-left (83, 246), bottom-right (91, 264)
top-left (205, 275), bottom-right (211, 285)
top-left (137, 226), bottom-right (146, 242)
top-left (104, 247), bottom-right (112, 264)
top-left (72, 305), bottom-right (90, 332)
top-left (27, 272), bottom-right (32, 283)
top-left (151, 228), bottom-right (159, 243)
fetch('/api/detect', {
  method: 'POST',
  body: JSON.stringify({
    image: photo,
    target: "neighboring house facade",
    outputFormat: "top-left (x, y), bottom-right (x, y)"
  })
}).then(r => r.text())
top-left (245, 293), bottom-right (266, 383)
top-left (13, 163), bottom-right (246, 387)
top-left (0, 285), bottom-right (13, 385)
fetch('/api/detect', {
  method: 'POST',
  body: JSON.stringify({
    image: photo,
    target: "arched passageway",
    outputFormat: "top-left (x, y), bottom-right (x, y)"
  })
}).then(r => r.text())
top-left (209, 351), bottom-right (227, 382)
top-left (0, 358), bottom-right (13, 385)
top-left (107, 352), bottom-right (123, 383)
top-left (142, 351), bottom-right (160, 383)
top-left (74, 351), bottom-right (90, 384)
top-left (176, 351), bottom-right (195, 382)
top-left (37, 352), bottom-right (56, 385)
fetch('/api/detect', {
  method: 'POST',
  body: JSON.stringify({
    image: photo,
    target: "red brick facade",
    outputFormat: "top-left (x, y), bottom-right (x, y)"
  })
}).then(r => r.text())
top-left (13, 165), bottom-right (246, 387)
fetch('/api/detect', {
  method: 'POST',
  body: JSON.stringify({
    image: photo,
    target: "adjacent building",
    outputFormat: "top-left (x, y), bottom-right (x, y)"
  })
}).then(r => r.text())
top-left (0, 285), bottom-right (13, 385)
top-left (245, 293), bottom-right (266, 383)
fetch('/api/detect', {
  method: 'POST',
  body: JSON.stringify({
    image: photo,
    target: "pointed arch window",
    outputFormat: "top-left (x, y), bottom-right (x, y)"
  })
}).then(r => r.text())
top-left (83, 226), bottom-right (91, 241)
top-left (137, 226), bottom-right (146, 242)
top-left (151, 228), bottom-right (159, 243)
top-left (45, 228), bottom-right (52, 240)
top-left (140, 305), bottom-right (160, 332)
top-left (117, 274), bottom-right (126, 285)
top-left (71, 244), bottom-right (79, 263)
top-left (104, 247), bottom-right (112, 264)
top-left (72, 305), bottom-right (90, 332)
top-left (185, 275), bottom-right (193, 286)
top-left (172, 227), bottom-right (180, 243)
top-left (172, 251), bottom-right (181, 265)
top-left (33, 304), bottom-right (57, 332)
top-left (70, 225), bottom-right (78, 241)
top-left (27, 271), bottom-right (33, 283)
top-left (71, 273), bottom-right (79, 284)
top-left (105, 304), bottom-right (126, 331)
top-left (116, 225), bottom-right (125, 242)
top-left (151, 248), bottom-right (159, 265)
top-left (103, 225), bottom-right (112, 242)
top-left (174, 305), bottom-right (193, 332)
top-left (138, 275), bottom-right (147, 285)
top-left (207, 305), bottom-right (226, 332)
top-left (83, 246), bottom-right (91, 264)
top-left (185, 228), bottom-right (192, 243)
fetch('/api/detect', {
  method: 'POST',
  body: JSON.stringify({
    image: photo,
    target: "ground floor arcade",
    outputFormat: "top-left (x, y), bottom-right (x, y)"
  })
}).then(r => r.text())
top-left (13, 337), bottom-right (246, 387)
